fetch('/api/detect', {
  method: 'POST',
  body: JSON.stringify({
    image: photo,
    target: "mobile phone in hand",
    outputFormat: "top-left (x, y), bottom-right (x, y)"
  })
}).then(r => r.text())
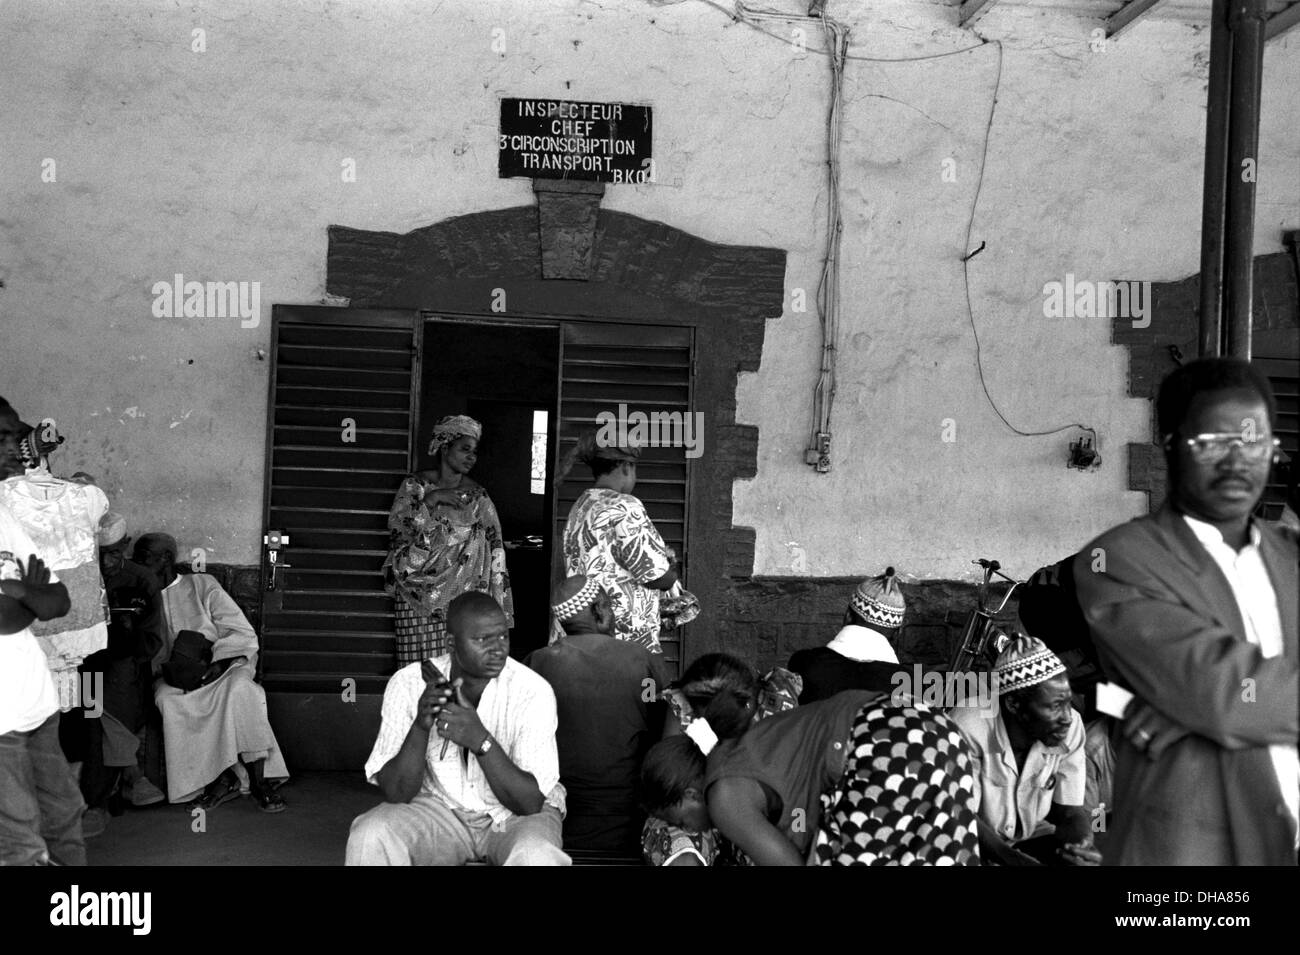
top-left (421, 660), bottom-right (456, 757)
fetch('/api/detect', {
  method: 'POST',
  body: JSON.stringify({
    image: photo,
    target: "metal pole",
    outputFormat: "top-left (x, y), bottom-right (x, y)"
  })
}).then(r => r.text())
top-left (1198, 0), bottom-right (1232, 357)
top-left (1223, 0), bottom-right (1268, 359)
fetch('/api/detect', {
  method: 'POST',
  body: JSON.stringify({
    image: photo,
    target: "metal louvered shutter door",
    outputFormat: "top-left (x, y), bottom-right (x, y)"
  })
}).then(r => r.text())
top-left (261, 306), bottom-right (418, 694)
top-left (554, 321), bottom-right (694, 678)
top-left (1256, 356), bottom-right (1298, 521)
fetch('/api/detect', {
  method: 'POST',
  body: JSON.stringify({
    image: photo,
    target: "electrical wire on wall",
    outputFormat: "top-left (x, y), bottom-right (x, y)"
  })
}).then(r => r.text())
top-left (959, 40), bottom-right (1095, 446)
top-left (708, 0), bottom-right (1099, 467)
top-left (810, 14), bottom-right (848, 473)
top-left (733, 2), bottom-right (848, 473)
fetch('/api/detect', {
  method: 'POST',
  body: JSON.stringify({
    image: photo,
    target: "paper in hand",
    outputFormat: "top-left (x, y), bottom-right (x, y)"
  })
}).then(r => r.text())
top-left (1094, 681), bottom-right (1135, 719)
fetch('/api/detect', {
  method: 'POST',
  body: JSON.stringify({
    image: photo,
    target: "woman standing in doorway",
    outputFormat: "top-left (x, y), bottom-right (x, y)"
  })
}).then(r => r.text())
top-left (383, 415), bottom-right (513, 665)
top-left (559, 430), bottom-right (691, 654)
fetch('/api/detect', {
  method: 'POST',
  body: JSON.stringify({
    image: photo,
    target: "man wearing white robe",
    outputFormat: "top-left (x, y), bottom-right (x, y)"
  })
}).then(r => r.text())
top-left (134, 533), bottom-right (289, 810)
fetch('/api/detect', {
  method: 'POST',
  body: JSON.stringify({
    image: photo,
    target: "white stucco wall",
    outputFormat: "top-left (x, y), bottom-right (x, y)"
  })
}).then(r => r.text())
top-left (0, 0), bottom-right (1296, 578)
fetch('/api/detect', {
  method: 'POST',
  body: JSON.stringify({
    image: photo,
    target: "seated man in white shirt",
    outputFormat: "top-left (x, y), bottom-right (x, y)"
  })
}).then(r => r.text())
top-left (950, 635), bottom-right (1099, 866)
top-left (347, 591), bottom-right (569, 866)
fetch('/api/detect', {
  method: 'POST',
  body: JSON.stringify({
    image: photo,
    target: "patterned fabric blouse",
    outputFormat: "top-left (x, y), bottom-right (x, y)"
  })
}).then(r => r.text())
top-left (642, 817), bottom-right (718, 867)
top-left (663, 667), bottom-right (804, 730)
top-left (382, 476), bottom-right (513, 625)
top-left (562, 487), bottom-right (673, 652)
top-left (0, 475), bottom-right (109, 710)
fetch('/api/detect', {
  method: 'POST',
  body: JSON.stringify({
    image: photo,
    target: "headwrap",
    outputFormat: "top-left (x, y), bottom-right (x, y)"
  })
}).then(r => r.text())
top-left (98, 512), bottom-right (129, 547)
top-left (558, 428), bottom-right (642, 483)
top-left (551, 576), bottom-right (602, 622)
top-left (580, 427), bottom-right (641, 464)
top-left (428, 414), bottom-right (482, 456)
top-left (826, 624), bottom-right (899, 664)
top-left (994, 634), bottom-right (1067, 695)
top-left (849, 566), bottom-right (906, 631)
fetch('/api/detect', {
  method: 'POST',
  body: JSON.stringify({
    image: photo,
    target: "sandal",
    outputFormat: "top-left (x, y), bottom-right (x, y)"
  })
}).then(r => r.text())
top-left (195, 773), bottom-right (241, 810)
top-left (250, 784), bottom-right (286, 814)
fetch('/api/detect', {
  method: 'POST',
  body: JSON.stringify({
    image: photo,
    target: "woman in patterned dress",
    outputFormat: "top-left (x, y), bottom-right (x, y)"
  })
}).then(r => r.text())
top-left (382, 415), bottom-right (513, 666)
top-left (559, 431), bottom-right (681, 653)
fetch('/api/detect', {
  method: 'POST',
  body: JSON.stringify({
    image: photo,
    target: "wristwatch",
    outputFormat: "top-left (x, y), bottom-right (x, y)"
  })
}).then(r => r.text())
top-left (475, 734), bottom-right (494, 757)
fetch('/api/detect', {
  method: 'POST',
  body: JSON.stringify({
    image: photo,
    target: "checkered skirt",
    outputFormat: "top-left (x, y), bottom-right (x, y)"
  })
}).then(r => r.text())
top-left (814, 700), bottom-right (981, 866)
top-left (393, 595), bottom-right (449, 665)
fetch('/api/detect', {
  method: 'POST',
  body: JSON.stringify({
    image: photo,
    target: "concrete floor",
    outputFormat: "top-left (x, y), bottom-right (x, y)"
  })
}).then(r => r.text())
top-left (85, 771), bottom-right (379, 866)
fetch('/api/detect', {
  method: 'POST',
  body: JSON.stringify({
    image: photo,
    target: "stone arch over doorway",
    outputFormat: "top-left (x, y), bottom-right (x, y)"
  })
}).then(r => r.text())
top-left (323, 196), bottom-right (787, 658)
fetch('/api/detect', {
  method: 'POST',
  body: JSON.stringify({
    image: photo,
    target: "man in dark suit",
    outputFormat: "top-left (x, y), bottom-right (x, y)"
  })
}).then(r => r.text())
top-left (1076, 357), bottom-right (1297, 865)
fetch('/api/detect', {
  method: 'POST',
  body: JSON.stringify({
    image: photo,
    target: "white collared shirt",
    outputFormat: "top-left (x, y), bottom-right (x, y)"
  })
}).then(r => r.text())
top-left (1183, 515), bottom-right (1299, 834)
top-left (364, 655), bottom-right (565, 825)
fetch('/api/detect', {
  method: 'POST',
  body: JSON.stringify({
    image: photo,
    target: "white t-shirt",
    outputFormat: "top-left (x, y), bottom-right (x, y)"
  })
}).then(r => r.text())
top-left (0, 502), bottom-right (60, 734)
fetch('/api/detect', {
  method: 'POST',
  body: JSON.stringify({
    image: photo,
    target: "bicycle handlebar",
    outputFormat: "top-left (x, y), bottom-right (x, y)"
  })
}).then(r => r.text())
top-left (973, 558), bottom-right (1019, 586)
top-left (950, 557), bottom-right (1025, 674)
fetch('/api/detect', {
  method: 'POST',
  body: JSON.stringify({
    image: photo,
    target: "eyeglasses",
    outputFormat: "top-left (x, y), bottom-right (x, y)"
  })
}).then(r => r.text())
top-left (1179, 432), bottom-right (1280, 464)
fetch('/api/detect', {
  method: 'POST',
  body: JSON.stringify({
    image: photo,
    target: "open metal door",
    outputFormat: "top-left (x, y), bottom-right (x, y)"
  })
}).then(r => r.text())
top-left (260, 305), bottom-right (420, 696)
top-left (553, 320), bottom-right (694, 678)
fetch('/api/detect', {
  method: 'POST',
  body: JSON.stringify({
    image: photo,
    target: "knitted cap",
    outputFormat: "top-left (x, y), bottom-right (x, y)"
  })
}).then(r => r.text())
top-left (849, 567), bottom-right (906, 630)
top-left (994, 634), bottom-right (1067, 694)
top-left (551, 576), bottom-right (602, 622)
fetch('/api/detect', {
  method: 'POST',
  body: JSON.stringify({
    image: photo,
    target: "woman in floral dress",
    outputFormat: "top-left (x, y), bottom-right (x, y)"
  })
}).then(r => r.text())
top-left (383, 415), bottom-right (513, 665)
top-left (559, 430), bottom-right (688, 653)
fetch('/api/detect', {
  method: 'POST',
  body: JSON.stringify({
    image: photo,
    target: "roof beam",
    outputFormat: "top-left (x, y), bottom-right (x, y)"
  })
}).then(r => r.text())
top-left (1265, 2), bottom-right (1300, 41)
top-left (1106, 0), bottom-right (1171, 39)
top-left (958, 0), bottom-right (998, 28)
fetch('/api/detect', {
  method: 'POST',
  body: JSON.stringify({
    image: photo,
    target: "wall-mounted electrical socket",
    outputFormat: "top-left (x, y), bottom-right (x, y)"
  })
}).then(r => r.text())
top-left (808, 431), bottom-right (830, 472)
top-left (1068, 435), bottom-right (1101, 471)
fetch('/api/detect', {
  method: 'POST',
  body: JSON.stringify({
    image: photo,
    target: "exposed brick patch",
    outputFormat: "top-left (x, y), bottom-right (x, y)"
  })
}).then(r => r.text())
top-left (1126, 442), bottom-right (1166, 495)
top-left (723, 526), bottom-right (757, 578)
top-left (720, 576), bottom-right (1020, 675)
top-left (534, 179), bottom-right (604, 280)
top-left (1112, 252), bottom-right (1299, 511)
top-left (222, 556), bottom-right (1013, 681)
top-left (714, 424), bottom-right (759, 480)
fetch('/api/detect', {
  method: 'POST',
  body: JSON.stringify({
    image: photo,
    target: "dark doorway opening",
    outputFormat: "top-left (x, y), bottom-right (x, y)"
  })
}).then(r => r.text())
top-left (419, 319), bottom-right (560, 660)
